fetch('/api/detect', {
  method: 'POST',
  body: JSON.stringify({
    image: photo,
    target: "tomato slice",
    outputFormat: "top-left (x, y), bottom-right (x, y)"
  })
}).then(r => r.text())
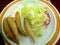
top-left (44, 11), bottom-right (51, 26)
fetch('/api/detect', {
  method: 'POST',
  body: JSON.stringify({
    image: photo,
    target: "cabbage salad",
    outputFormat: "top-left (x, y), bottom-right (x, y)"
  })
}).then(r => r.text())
top-left (20, 4), bottom-right (49, 37)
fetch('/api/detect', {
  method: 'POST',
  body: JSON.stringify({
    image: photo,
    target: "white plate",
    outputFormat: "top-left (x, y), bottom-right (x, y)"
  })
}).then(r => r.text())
top-left (1, 1), bottom-right (57, 45)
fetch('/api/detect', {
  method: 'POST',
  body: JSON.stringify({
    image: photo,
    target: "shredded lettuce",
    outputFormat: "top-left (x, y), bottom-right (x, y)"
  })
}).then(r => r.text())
top-left (21, 4), bottom-right (48, 37)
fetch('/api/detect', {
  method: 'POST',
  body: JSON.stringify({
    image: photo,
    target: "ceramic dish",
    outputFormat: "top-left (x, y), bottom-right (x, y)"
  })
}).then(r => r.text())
top-left (0, 0), bottom-right (60, 45)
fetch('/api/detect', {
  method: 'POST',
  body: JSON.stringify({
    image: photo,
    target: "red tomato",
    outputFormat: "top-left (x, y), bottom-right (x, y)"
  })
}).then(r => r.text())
top-left (44, 11), bottom-right (51, 26)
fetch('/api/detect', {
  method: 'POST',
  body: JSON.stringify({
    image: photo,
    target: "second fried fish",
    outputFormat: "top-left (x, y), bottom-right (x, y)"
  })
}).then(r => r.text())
top-left (15, 12), bottom-right (26, 36)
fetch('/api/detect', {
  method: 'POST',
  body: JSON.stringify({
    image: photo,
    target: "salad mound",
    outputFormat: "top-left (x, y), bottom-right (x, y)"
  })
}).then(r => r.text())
top-left (20, 4), bottom-right (50, 37)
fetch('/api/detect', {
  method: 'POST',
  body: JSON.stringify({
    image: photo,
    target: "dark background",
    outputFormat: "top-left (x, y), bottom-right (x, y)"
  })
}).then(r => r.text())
top-left (0, 0), bottom-right (60, 45)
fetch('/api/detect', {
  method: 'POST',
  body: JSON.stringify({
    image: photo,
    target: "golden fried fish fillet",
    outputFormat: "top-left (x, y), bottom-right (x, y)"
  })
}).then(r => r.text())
top-left (7, 17), bottom-right (19, 43)
top-left (3, 18), bottom-right (19, 44)
top-left (24, 18), bottom-right (36, 43)
top-left (15, 12), bottom-right (26, 36)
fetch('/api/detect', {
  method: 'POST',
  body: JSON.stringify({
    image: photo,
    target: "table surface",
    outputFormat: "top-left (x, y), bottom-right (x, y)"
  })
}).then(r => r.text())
top-left (0, 0), bottom-right (60, 45)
